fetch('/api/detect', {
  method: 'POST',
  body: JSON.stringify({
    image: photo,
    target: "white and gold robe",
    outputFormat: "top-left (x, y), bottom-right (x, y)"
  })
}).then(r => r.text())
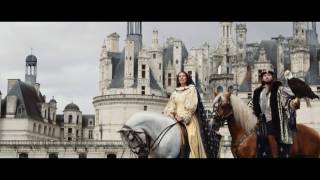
top-left (164, 84), bottom-right (206, 158)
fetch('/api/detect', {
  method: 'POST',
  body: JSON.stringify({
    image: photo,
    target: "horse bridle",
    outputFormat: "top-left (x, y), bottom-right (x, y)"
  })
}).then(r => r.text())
top-left (213, 98), bottom-right (256, 158)
top-left (121, 125), bottom-right (151, 157)
top-left (213, 100), bottom-right (233, 125)
top-left (122, 122), bottom-right (179, 158)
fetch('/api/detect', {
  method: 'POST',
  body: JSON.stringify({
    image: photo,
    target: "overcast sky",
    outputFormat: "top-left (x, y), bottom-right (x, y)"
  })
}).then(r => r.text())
top-left (0, 22), bottom-right (318, 114)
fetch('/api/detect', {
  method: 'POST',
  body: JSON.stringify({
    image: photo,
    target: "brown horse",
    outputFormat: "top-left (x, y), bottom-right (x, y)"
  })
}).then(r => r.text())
top-left (213, 92), bottom-right (320, 158)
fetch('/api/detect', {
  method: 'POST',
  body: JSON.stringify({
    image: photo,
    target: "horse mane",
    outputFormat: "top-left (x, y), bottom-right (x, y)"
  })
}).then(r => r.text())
top-left (230, 94), bottom-right (257, 132)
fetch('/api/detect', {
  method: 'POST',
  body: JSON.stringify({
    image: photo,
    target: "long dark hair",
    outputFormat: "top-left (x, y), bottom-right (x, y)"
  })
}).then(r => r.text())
top-left (176, 71), bottom-right (194, 87)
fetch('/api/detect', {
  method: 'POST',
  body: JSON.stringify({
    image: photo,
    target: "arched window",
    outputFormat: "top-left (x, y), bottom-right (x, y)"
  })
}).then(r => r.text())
top-left (33, 123), bottom-right (37, 132)
top-left (16, 105), bottom-right (24, 118)
top-left (218, 65), bottom-right (222, 74)
top-left (68, 115), bottom-right (72, 124)
top-left (217, 86), bottom-right (223, 93)
top-left (44, 126), bottom-right (47, 135)
top-left (38, 124), bottom-right (42, 133)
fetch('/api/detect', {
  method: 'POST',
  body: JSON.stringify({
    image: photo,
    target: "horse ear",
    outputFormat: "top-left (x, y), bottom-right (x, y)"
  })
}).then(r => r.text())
top-left (117, 127), bottom-right (129, 133)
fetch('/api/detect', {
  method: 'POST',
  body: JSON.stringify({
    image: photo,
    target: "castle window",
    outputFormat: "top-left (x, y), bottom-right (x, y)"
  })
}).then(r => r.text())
top-left (142, 65), bottom-right (146, 78)
top-left (48, 127), bottom-right (51, 136)
top-left (68, 128), bottom-right (72, 133)
top-left (52, 128), bottom-right (55, 136)
top-left (44, 109), bottom-right (47, 119)
top-left (76, 116), bottom-right (79, 124)
top-left (89, 121), bottom-right (93, 125)
top-left (76, 130), bottom-right (79, 138)
top-left (68, 115), bottom-right (72, 124)
top-left (317, 87), bottom-right (320, 93)
top-left (79, 153), bottom-right (87, 159)
top-left (49, 153), bottom-right (58, 159)
top-left (44, 126), bottom-right (47, 135)
top-left (188, 71), bottom-right (192, 77)
top-left (19, 153), bottom-right (28, 159)
top-left (17, 105), bottom-right (24, 118)
top-left (159, 63), bottom-right (161, 70)
top-left (176, 60), bottom-right (179, 64)
top-left (107, 154), bottom-right (117, 158)
top-left (33, 123), bottom-right (36, 132)
top-left (217, 86), bottom-right (223, 93)
top-left (89, 130), bottom-right (93, 139)
top-left (168, 73), bottom-right (172, 86)
top-left (129, 56), bottom-right (132, 61)
top-left (153, 54), bottom-right (156, 59)
top-left (68, 137), bottom-right (72, 141)
top-left (248, 93), bottom-right (252, 99)
top-left (141, 86), bottom-right (145, 95)
top-left (227, 67), bottom-right (230, 74)
top-left (38, 124), bottom-right (42, 133)
top-left (144, 106), bottom-right (147, 111)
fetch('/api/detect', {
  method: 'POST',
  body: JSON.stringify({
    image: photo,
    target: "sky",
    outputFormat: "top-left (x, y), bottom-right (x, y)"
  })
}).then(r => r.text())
top-left (0, 22), bottom-right (318, 114)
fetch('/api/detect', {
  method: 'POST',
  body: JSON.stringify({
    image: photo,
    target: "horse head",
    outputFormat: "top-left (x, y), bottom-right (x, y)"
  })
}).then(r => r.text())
top-left (212, 92), bottom-right (233, 127)
top-left (118, 125), bottom-right (150, 158)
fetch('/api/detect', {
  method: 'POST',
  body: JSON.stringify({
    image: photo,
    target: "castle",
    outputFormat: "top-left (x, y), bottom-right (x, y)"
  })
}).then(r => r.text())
top-left (94, 22), bottom-right (320, 143)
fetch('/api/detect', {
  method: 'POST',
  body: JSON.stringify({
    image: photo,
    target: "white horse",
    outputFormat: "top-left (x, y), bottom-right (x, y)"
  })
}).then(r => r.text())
top-left (118, 111), bottom-right (182, 158)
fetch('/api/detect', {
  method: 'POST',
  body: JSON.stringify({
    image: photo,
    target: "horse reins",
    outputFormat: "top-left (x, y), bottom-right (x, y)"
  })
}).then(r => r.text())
top-left (214, 102), bottom-right (256, 158)
top-left (122, 122), bottom-right (179, 157)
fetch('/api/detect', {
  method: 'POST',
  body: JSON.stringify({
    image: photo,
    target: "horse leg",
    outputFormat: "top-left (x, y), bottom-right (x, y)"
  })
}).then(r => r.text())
top-left (268, 135), bottom-right (278, 158)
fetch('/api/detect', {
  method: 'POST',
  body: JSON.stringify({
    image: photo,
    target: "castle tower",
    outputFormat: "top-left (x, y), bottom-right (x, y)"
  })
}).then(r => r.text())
top-left (215, 22), bottom-right (238, 75)
top-left (127, 22), bottom-right (142, 55)
top-left (291, 22), bottom-right (310, 80)
top-left (124, 39), bottom-right (135, 88)
top-left (252, 47), bottom-right (274, 90)
top-left (149, 28), bottom-right (164, 88)
top-left (236, 24), bottom-right (247, 61)
top-left (137, 49), bottom-right (151, 95)
top-left (106, 32), bottom-right (120, 52)
top-left (293, 22), bottom-right (307, 43)
top-left (25, 53), bottom-right (37, 86)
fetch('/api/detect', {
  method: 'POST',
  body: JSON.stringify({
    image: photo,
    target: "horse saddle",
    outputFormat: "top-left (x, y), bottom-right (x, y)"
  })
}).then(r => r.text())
top-left (178, 122), bottom-right (190, 158)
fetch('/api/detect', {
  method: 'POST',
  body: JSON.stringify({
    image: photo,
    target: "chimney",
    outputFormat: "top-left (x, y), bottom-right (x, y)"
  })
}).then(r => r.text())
top-left (7, 79), bottom-right (19, 93)
top-left (6, 95), bottom-right (17, 118)
top-left (34, 83), bottom-right (40, 96)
